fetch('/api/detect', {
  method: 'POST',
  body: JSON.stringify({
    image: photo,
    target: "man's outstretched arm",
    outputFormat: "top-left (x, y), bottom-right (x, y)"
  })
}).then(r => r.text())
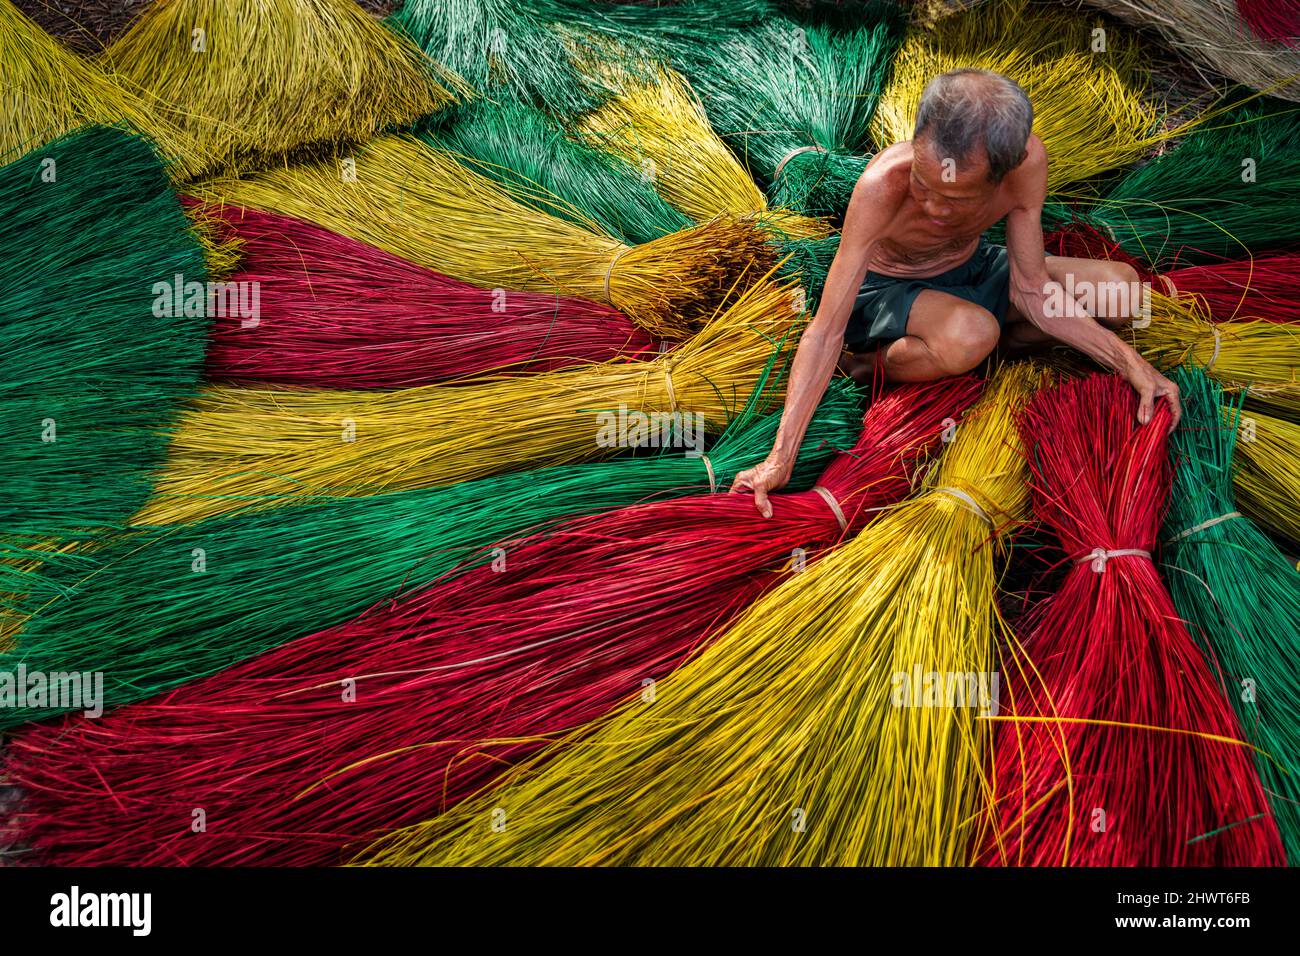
top-left (730, 167), bottom-right (902, 516)
top-left (1003, 141), bottom-right (1181, 428)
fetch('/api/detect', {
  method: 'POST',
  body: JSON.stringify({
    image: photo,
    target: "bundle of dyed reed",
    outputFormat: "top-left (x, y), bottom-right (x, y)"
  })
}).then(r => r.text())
top-left (572, 8), bottom-right (902, 220)
top-left (1162, 366), bottom-right (1300, 861)
top-left (1080, 0), bottom-right (1300, 101)
top-left (874, 0), bottom-right (1170, 192)
top-left (137, 276), bottom-right (803, 526)
top-left (98, 0), bottom-right (460, 174)
top-left (1070, 99), bottom-right (1300, 265)
top-left (978, 374), bottom-right (1282, 866)
top-left (576, 66), bottom-right (828, 238)
top-left (1233, 409), bottom-right (1300, 547)
top-left (0, 379), bottom-right (864, 732)
top-left (1, 378), bottom-right (965, 865)
top-left (1, 125), bottom-right (208, 540)
top-left (357, 364), bottom-right (1039, 867)
top-left (198, 204), bottom-right (656, 388)
top-left (0, 0), bottom-right (206, 175)
top-left (386, 0), bottom-right (621, 116)
top-left (1130, 292), bottom-right (1300, 418)
top-left (432, 98), bottom-right (691, 246)
top-left (1236, 0), bottom-right (1300, 45)
top-left (194, 134), bottom-right (772, 338)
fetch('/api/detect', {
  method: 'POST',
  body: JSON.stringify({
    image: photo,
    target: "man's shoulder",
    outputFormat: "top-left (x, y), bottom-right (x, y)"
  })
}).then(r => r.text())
top-left (853, 142), bottom-right (912, 197)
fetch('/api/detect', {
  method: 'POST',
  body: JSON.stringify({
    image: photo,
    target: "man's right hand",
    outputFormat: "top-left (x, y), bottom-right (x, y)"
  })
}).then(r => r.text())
top-left (729, 456), bottom-right (793, 518)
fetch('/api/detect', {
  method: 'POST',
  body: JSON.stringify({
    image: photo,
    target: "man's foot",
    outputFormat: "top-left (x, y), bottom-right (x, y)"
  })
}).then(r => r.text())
top-left (838, 349), bottom-right (879, 386)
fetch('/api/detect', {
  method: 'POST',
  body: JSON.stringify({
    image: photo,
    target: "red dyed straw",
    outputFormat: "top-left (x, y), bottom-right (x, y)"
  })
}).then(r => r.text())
top-left (1236, 0), bottom-right (1300, 46)
top-left (4, 376), bottom-right (981, 866)
top-left (978, 374), bottom-right (1283, 866)
top-left (193, 202), bottom-right (657, 388)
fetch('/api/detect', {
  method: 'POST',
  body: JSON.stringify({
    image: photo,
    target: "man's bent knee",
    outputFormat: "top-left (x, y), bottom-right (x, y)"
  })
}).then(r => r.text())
top-left (933, 306), bottom-right (999, 375)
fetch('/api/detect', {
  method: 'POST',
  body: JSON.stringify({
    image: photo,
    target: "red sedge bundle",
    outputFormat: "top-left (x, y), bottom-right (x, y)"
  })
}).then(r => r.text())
top-left (4, 376), bottom-right (980, 866)
top-left (196, 204), bottom-right (656, 388)
top-left (979, 374), bottom-right (1283, 866)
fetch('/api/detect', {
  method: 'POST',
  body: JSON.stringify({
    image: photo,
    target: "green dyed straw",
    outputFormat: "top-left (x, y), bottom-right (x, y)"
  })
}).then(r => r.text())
top-left (1162, 365), bottom-right (1300, 862)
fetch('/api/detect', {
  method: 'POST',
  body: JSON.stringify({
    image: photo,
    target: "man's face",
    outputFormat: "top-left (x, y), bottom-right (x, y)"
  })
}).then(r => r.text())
top-left (909, 136), bottom-right (998, 230)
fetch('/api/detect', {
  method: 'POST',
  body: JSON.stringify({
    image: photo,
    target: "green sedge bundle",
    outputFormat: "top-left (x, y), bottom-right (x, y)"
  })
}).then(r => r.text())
top-left (1, 125), bottom-right (208, 539)
top-left (0, 379), bottom-right (863, 727)
top-left (98, 0), bottom-right (461, 174)
top-left (357, 363), bottom-right (1041, 866)
top-left (194, 134), bottom-right (773, 338)
top-left (1063, 98), bottom-right (1300, 265)
top-left (1162, 366), bottom-right (1300, 862)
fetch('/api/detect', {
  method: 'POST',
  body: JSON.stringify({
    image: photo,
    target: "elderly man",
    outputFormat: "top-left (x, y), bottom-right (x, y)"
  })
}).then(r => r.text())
top-left (732, 68), bottom-right (1180, 516)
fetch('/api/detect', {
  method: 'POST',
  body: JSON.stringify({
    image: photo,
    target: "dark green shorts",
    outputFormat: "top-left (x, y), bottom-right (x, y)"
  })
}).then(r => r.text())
top-left (844, 241), bottom-right (1011, 352)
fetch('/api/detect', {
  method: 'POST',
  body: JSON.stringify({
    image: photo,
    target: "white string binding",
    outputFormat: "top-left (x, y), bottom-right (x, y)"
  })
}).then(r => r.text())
top-left (934, 486), bottom-right (993, 527)
top-left (1077, 548), bottom-right (1152, 573)
top-left (1168, 511), bottom-right (1242, 544)
top-left (811, 485), bottom-right (848, 532)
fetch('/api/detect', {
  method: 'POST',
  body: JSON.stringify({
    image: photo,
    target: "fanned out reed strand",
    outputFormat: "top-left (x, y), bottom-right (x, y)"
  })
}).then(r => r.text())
top-left (576, 66), bottom-right (829, 238)
top-left (978, 374), bottom-right (1283, 866)
top-left (0, 378), bottom-right (865, 731)
top-left (1, 125), bottom-right (208, 539)
top-left (197, 204), bottom-right (656, 388)
top-left (1162, 366), bottom-right (1300, 862)
top-left (135, 276), bottom-right (806, 526)
top-left (356, 363), bottom-right (1041, 867)
top-left (1129, 292), bottom-right (1300, 418)
top-left (98, 0), bottom-right (461, 174)
top-left (430, 98), bottom-right (691, 246)
top-left (194, 134), bottom-right (774, 338)
top-left (385, 0), bottom-right (615, 117)
top-left (1232, 408), bottom-right (1300, 547)
top-left (1080, 0), bottom-right (1300, 101)
top-left (0, 0), bottom-right (207, 175)
top-left (874, 0), bottom-right (1170, 192)
top-left (1061, 98), bottom-right (1300, 265)
top-left (0, 379), bottom-right (964, 865)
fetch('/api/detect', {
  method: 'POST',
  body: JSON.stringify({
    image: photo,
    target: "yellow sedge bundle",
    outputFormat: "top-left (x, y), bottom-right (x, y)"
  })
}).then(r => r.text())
top-left (355, 363), bottom-right (1041, 867)
top-left (0, 0), bottom-right (206, 175)
top-left (194, 134), bottom-right (772, 338)
top-left (1131, 292), bottom-right (1300, 418)
top-left (1233, 409), bottom-right (1300, 549)
top-left (135, 277), bottom-right (803, 526)
top-left (872, 0), bottom-right (1175, 190)
top-left (1080, 0), bottom-right (1300, 103)
top-left (97, 0), bottom-right (461, 174)
top-left (578, 66), bottom-right (829, 239)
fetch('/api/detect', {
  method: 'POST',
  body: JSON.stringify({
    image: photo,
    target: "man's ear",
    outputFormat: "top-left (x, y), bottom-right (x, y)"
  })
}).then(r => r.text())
top-left (1015, 149), bottom-right (1028, 169)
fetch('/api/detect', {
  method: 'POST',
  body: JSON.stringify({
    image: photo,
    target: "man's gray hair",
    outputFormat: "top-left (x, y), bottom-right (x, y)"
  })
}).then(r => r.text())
top-left (913, 69), bottom-right (1033, 182)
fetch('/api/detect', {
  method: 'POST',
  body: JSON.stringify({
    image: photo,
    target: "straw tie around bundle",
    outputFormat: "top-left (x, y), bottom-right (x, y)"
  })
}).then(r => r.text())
top-left (354, 363), bottom-right (1041, 866)
top-left (1162, 366), bottom-right (1300, 861)
top-left (98, 0), bottom-right (461, 174)
top-left (0, 0), bottom-right (208, 175)
top-left (0, 378), bottom-right (974, 864)
top-left (194, 134), bottom-right (773, 339)
top-left (978, 373), bottom-right (1283, 866)
top-left (874, 0), bottom-right (1174, 192)
top-left (196, 204), bottom-right (656, 388)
